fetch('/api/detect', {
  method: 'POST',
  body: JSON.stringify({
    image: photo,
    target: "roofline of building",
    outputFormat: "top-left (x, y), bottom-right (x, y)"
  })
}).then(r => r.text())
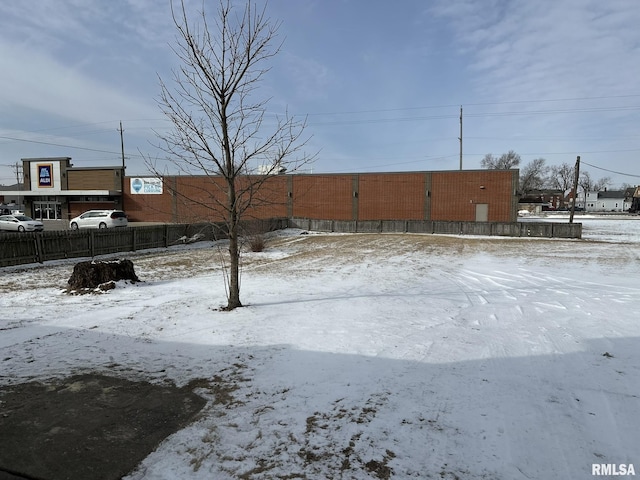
top-left (137, 168), bottom-right (520, 179)
top-left (21, 157), bottom-right (72, 162)
top-left (0, 190), bottom-right (121, 197)
top-left (70, 166), bottom-right (124, 171)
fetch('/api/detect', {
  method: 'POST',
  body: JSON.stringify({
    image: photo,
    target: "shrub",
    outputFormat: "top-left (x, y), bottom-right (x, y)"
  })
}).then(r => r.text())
top-left (248, 234), bottom-right (265, 252)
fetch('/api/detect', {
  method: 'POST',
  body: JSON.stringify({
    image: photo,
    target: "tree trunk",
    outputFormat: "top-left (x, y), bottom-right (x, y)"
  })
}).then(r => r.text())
top-left (227, 221), bottom-right (242, 309)
top-left (66, 259), bottom-right (140, 293)
top-left (226, 178), bottom-right (242, 310)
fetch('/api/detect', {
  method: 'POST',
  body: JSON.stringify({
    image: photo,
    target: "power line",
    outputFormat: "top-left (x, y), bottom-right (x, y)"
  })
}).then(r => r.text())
top-left (580, 160), bottom-right (640, 179)
top-left (1, 94), bottom-right (638, 145)
top-left (1, 94), bottom-right (638, 168)
top-left (465, 105), bottom-right (640, 118)
top-left (306, 105), bottom-right (640, 127)
top-left (0, 135), bottom-right (122, 154)
top-left (0, 135), bottom-right (145, 159)
top-left (303, 94), bottom-right (640, 117)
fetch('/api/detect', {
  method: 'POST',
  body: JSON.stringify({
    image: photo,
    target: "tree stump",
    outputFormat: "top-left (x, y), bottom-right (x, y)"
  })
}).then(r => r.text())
top-left (66, 259), bottom-right (140, 293)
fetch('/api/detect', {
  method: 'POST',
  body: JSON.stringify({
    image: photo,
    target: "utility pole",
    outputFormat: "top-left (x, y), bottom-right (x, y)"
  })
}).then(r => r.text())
top-left (119, 121), bottom-right (126, 211)
top-left (12, 162), bottom-right (23, 208)
top-left (569, 155), bottom-right (580, 224)
top-left (458, 106), bottom-right (463, 170)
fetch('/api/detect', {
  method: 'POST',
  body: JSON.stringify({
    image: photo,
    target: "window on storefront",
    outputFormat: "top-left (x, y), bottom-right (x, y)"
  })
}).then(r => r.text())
top-left (33, 201), bottom-right (62, 220)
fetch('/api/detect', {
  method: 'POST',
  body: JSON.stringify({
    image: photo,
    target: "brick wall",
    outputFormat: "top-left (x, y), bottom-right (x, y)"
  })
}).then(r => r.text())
top-left (68, 169), bottom-right (122, 191)
top-left (292, 175), bottom-right (354, 220)
top-left (358, 173), bottom-right (427, 220)
top-left (123, 170), bottom-right (518, 223)
top-left (123, 177), bottom-right (175, 223)
top-left (243, 175), bottom-right (289, 220)
top-left (430, 170), bottom-right (517, 222)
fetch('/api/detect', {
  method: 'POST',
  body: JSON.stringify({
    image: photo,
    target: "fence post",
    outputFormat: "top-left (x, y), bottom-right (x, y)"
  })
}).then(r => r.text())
top-left (132, 228), bottom-right (137, 252)
top-left (89, 231), bottom-right (95, 258)
top-left (34, 235), bottom-right (42, 264)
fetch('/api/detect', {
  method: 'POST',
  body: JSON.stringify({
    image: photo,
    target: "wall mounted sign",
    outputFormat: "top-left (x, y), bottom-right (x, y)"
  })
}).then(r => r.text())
top-left (130, 177), bottom-right (163, 194)
top-left (37, 164), bottom-right (54, 188)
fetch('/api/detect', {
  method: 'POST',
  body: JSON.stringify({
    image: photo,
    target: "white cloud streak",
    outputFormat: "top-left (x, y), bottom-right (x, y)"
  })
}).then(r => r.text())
top-left (431, 0), bottom-right (640, 101)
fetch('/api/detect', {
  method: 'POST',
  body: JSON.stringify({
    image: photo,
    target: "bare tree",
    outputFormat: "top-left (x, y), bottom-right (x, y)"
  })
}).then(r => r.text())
top-left (578, 170), bottom-right (595, 194)
top-left (518, 158), bottom-right (548, 194)
top-left (548, 163), bottom-right (575, 191)
top-left (481, 150), bottom-right (521, 169)
top-left (579, 171), bottom-right (612, 193)
top-left (593, 176), bottom-right (612, 192)
top-left (153, 0), bottom-right (313, 310)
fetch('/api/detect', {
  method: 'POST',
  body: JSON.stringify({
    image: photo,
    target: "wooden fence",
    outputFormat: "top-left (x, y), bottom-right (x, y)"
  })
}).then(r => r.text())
top-left (0, 219), bottom-right (287, 268)
top-left (0, 218), bottom-right (580, 268)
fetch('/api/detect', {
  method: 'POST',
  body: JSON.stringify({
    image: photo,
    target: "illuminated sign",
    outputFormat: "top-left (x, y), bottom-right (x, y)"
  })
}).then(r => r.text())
top-left (37, 164), bottom-right (54, 188)
top-left (130, 177), bottom-right (163, 194)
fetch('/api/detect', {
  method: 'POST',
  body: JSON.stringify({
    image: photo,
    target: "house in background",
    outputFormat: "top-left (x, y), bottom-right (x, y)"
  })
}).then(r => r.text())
top-left (519, 189), bottom-right (566, 213)
top-left (624, 187), bottom-right (639, 212)
top-left (584, 190), bottom-right (627, 212)
top-left (542, 190), bottom-right (566, 209)
top-left (518, 193), bottom-right (545, 214)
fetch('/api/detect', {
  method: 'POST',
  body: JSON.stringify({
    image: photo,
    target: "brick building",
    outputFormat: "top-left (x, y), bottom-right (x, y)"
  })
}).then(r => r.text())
top-left (0, 157), bottom-right (519, 223)
top-left (124, 169), bottom-right (519, 223)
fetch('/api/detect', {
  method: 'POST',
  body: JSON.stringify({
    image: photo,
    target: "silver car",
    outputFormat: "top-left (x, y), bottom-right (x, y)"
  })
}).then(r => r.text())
top-left (0, 215), bottom-right (44, 232)
top-left (69, 210), bottom-right (128, 230)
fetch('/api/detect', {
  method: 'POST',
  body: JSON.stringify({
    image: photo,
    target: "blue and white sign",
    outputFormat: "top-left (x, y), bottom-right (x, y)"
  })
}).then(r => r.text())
top-left (37, 164), bottom-right (53, 188)
top-left (130, 178), bottom-right (163, 195)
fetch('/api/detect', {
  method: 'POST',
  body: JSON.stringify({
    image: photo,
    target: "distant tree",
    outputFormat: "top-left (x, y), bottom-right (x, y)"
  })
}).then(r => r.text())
top-left (578, 171), bottom-right (593, 193)
top-left (519, 158), bottom-right (548, 194)
top-left (579, 171), bottom-right (612, 192)
top-left (593, 176), bottom-right (612, 192)
top-left (481, 150), bottom-right (521, 169)
top-left (548, 163), bottom-right (575, 191)
top-left (152, 0), bottom-right (313, 310)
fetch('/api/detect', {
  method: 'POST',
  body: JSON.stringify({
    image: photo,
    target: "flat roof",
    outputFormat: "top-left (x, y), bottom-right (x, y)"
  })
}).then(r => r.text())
top-left (0, 190), bottom-right (121, 197)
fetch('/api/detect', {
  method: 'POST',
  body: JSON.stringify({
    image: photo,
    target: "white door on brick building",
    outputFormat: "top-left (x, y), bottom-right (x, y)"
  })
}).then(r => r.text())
top-left (475, 203), bottom-right (488, 222)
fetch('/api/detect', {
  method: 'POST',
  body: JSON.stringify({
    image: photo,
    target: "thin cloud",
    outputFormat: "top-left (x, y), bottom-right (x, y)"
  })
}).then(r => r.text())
top-left (431, 0), bottom-right (640, 101)
top-left (0, 42), bottom-right (158, 125)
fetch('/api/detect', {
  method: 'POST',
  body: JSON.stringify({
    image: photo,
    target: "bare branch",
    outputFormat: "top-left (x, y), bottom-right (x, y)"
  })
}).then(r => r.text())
top-left (145, 0), bottom-right (315, 310)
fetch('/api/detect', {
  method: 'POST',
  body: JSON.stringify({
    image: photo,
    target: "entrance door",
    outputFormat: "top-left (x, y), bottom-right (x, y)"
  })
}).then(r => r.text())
top-left (475, 203), bottom-right (489, 222)
top-left (33, 202), bottom-right (62, 220)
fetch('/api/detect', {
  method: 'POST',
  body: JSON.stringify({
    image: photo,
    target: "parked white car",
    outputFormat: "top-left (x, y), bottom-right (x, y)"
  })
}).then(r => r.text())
top-left (0, 215), bottom-right (44, 232)
top-left (69, 210), bottom-right (128, 230)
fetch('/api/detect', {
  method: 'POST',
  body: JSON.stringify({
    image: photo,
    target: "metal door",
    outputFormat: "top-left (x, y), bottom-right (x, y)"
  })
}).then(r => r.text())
top-left (475, 203), bottom-right (489, 222)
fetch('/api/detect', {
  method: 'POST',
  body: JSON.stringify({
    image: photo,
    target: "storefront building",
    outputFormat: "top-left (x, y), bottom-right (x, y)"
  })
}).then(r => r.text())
top-left (0, 157), bottom-right (124, 221)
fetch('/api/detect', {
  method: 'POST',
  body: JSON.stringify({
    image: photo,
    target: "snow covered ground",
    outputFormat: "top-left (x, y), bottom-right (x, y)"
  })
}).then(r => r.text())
top-left (1, 218), bottom-right (640, 479)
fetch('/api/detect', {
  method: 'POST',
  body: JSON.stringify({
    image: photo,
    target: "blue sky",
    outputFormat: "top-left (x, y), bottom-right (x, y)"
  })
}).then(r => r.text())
top-left (1, 0), bottom-right (639, 188)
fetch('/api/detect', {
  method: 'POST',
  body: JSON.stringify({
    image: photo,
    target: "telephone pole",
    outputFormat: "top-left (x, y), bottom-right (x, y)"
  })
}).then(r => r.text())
top-left (458, 106), bottom-right (463, 170)
top-left (12, 162), bottom-right (23, 207)
top-left (119, 121), bottom-right (126, 211)
top-left (569, 155), bottom-right (580, 224)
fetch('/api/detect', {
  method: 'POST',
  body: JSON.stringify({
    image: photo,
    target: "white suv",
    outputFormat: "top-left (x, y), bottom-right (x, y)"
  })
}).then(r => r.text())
top-left (69, 210), bottom-right (128, 230)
